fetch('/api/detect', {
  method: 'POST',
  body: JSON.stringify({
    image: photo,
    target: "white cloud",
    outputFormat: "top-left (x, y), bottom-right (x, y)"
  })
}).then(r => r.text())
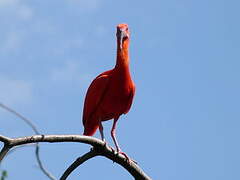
top-left (17, 4), bottom-right (33, 20)
top-left (51, 37), bottom-right (85, 56)
top-left (51, 61), bottom-right (79, 82)
top-left (0, 0), bottom-right (33, 53)
top-left (51, 61), bottom-right (92, 85)
top-left (0, 0), bottom-right (18, 6)
top-left (67, 0), bottom-right (100, 11)
top-left (0, 76), bottom-right (33, 106)
top-left (0, 31), bottom-right (23, 52)
top-left (95, 25), bottom-right (107, 38)
top-left (0, 0), bottom-right (33, 20)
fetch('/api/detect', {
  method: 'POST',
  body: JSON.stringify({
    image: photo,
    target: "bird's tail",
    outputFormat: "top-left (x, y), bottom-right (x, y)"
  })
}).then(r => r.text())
top-left (83, 120), bottom-right (99, 136)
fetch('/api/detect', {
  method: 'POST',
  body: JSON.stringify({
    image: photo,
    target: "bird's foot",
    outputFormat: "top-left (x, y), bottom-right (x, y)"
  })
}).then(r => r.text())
top-left (102, 140), bottom-right (115, 151)
top-left (118, 151), bottom-right (130, 162)
top-left (115, 150), bottom-right (137, 164)
top-left (103, 141), bottom-right (115, 153)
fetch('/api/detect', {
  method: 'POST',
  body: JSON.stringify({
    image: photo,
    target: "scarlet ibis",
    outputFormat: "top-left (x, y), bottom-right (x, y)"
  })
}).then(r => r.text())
top-left (82, 23), bottom-right (135, 158)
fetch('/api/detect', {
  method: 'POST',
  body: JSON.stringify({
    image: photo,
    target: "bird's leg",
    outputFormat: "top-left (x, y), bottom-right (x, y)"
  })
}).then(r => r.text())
top-left (111, 117), bottom-right (130, 162)
top-left (111, 118), bottom-right (120, 151)
top-left (99, 121), bottom-right (113, 152)
top-left (99, 121), bottom-right (108, 148)
top-left (99, 121), bottom-right (105, 142)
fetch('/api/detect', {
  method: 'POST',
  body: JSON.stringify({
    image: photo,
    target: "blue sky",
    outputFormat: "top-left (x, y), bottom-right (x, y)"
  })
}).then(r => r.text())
top-left (0, 0), bottom-right (240, 179)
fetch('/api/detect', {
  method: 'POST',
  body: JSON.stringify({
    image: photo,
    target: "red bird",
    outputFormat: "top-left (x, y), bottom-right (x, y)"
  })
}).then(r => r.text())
top-left (82, 24), bottom-right (135, 157)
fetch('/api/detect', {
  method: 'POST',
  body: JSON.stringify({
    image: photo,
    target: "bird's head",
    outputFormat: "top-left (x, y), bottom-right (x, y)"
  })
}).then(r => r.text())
top-left (116, 23), bottom-right (130, 50)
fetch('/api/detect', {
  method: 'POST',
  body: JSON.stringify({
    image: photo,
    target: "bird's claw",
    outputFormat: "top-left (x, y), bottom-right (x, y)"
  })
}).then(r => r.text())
top-left (116, 150), bottom-right (136, 164)
top-left (118, 151), bottom-right (130, 163)
top-left (119, 151), bottom-right (138, 164)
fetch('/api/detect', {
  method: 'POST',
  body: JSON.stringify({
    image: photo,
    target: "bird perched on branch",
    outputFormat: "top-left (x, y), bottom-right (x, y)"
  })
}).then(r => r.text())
top-left (82, 23), bottom-right (135, 159)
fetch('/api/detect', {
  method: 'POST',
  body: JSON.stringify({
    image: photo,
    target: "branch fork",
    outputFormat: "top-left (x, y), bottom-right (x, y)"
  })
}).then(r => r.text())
top-left (0, 134), bottom-right (152, 180)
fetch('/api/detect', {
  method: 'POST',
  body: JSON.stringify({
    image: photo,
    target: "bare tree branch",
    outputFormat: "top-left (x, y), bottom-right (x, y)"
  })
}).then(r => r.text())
top-left (0, 134), bottom-right (152, 180)
top-left (0, 146), bottom-right (10, 162)
top-left (0, 136), bottom-right (11, 144)
top-left (0, 136), bottom-right (11, 162)
top-left (60, 149), bottom-right (99, 180)
top-left (0, 103), bottom-right (56, 180)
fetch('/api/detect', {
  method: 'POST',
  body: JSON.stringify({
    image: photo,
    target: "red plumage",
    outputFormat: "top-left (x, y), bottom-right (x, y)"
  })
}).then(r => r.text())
top-left (82, 24), bottom-right (135, 155)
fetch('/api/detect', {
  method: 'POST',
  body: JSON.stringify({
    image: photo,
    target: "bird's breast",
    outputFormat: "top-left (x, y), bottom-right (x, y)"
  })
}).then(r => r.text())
top-left (99, 72), bottom-right (134, 120)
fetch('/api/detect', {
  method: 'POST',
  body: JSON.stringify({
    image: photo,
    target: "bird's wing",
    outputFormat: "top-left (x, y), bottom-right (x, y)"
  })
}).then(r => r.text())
top-left (82, 70), bottom-right (112, 126)
top-left (124, 83), bottom-right (136, 114)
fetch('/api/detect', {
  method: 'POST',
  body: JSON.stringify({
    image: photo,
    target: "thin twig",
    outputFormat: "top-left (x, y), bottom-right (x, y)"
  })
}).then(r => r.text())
top-left (0, 102), bottom-right (56, 180)
top-left (0, 103), bottom-right (39, 134)
top-left (35, 144), bottom-right (56, 180)
top-left (60, 150), bottom-right (99, 180)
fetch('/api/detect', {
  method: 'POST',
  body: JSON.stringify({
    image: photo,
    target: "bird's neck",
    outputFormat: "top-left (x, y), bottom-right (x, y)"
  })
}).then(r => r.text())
top-left (115, 39), bottom-right (130, 70)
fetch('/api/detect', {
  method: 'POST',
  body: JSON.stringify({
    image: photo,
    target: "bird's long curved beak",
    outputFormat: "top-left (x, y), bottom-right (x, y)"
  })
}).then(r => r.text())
top-left (119, 29), bottom-right (128, 50)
